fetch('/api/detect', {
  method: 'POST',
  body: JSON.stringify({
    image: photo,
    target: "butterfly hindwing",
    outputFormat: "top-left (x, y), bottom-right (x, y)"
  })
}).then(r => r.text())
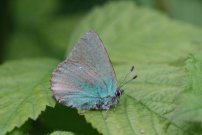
top-left (51, 31), bottom-right (117, 109)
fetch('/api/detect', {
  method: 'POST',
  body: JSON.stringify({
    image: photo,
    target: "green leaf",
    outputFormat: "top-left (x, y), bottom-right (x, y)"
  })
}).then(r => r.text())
top-left (38, 104), bottom-right (100, 135)
top-left (4, 32), bottom-right (46, 60)
top-left (67, 1), bottom-right (202, 134)
top-left (6, 119), bottom-right (32, 135)
top-left (50, 131), bottom-right (74, 135)
top-left (68, 1), bottom-right (202, 65)
top-left (4, 17), bottom-right (83, 60)
top-left (137, 0), bottom-right (158, 7)
top-left (7, 130), bottom-right (25, 135)
top-left (12, 0), bottom-right (59, 27)
top-left (166, 0), bottom-right (202, 26)
top-left (0, 58), bottom-right (58, 135)
top-left (170, 54), bottom-right (202, 123)
top-left (84, 64), bottom-right (188, 135)
top-left (116, 64), bottom-right (185, 116)
top-left (38, 15), bottom-right (84, 59)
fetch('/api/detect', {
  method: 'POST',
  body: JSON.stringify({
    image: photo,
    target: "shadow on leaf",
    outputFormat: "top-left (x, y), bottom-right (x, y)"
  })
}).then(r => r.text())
top-left (33, 103), bottom-right (101, 135)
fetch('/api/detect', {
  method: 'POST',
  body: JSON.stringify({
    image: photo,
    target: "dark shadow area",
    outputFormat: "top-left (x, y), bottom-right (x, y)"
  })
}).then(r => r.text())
top-left (0, 0), bottom-right (11, 64)
top-left (30, 103), bottom-right (101, 135)
top-left (58, 0), bottom-right (108, 16)
top-left (186, 121), bottom-right (202, 134)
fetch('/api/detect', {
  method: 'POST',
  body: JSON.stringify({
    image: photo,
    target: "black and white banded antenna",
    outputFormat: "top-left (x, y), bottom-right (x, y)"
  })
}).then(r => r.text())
top-left (118, 66), bottom-right (137, 88)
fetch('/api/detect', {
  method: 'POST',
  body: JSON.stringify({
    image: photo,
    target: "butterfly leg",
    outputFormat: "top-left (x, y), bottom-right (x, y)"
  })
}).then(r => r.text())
top-left (113, 106), bottom-right (116, 112)
top-left (103, 108), bottom-right (110, 120)
top-left (113, 98), bottom-right (119, 112)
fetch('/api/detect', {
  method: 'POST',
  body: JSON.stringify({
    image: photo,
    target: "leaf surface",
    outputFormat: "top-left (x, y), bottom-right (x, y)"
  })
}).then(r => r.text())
top-left (84, 64), bottom-right (188, 135)
top-left (171, 54), bottom-right (202, 123)
top-left (0, 58), bottom-right (58, 134)
top-left (68, 1), bottom-right (202, 65)
top-left (50, 131), bottom-right (74, 135)
top-left (68, 1), bottom-right (202, 134)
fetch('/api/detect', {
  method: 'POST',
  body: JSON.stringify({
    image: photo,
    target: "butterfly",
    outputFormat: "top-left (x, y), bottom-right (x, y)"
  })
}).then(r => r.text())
top-left (51, 31), bottom-right (137, 111)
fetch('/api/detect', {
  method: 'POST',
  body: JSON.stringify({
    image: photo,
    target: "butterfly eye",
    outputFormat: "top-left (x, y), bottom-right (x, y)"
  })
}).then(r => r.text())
top-left (115, 89), bottom-right (124, 97)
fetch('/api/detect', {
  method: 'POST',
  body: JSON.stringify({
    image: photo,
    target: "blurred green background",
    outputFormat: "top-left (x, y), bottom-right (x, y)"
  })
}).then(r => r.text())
top-left (1, 0), bottom-right (202, 64)
top-left (1, 0), bottom-right (202, 135)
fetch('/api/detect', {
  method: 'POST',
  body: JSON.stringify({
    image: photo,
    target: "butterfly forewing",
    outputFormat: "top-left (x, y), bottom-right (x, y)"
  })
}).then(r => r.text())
top-left (51, 31), bottom-right (117, 109)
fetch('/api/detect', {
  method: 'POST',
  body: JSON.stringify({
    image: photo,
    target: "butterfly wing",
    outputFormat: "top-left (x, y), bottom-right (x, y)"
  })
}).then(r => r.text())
top-left (51, 31), bottom-right (117, 109)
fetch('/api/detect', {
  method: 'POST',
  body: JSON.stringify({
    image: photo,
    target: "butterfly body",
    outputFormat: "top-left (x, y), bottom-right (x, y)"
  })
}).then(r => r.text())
top-left (51, 31), bottom-right (123, 110)
top-left (84, 88), bottom-right (123, 110)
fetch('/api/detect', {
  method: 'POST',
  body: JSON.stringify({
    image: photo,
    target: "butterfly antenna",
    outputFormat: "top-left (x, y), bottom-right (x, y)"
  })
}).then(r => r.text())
top-left (119, 66), bottom-right (137, 88)
top-left (119, 75), bottom-right (137, 88)
top-left (120, 66), bottom-right (134, 85)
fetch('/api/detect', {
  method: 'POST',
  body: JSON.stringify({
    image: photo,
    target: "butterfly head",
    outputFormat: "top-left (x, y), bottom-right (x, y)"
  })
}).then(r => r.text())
top-left (115, 88), bottom-right (124, 97)
top-left (101, 66), bottom-right (137, 110)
